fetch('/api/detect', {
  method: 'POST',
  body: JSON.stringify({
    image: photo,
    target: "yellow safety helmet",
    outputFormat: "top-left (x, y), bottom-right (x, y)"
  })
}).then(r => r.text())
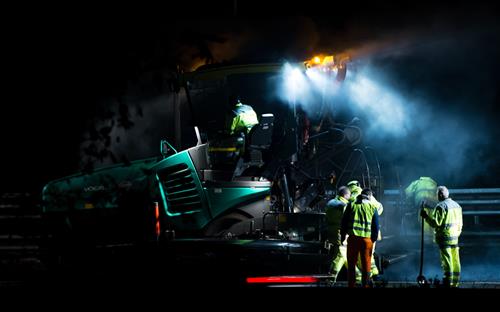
top-left (347, 180), bottom-right (360, 187)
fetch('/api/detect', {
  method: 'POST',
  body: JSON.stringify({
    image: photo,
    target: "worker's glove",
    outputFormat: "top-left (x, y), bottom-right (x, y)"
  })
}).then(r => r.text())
top-left (420, 200), bottom-right (427, 209)
top-left (420, 209), bottom-right (428, 219)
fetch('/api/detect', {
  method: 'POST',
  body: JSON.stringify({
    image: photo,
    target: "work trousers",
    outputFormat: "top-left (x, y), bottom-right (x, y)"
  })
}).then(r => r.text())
top-left (439, 245), bottom-right (461, 287)
top-left (347, 235), bottom-right (373, 288)
top-left (356, 241), bottom-right (379, 277)
top-left (329, 242), bottom-right (347, 281)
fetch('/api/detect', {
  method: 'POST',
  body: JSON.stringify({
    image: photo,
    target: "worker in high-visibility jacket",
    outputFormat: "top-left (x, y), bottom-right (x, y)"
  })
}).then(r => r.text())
top-left (210, 95), bottom-right (258, 169)
top-left (226, 95), bottom-right (259, 136)
top-left (341, 188), bottom-right (380, 288)
top-left (421, 186), bottom-right (463, 287)
top-left (325, 186), bottom-right (351, 283)
top-left (347, 180), bottom-right (383, 278)
top-left (405, 177), bottom-right (438, 236)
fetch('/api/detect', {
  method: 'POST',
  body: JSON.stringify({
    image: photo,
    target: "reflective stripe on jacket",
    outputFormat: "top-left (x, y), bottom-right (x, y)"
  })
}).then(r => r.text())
top-left (426, 198), bottom-right (463, 246)
top-left (341, 196), bottom-right (380, 241)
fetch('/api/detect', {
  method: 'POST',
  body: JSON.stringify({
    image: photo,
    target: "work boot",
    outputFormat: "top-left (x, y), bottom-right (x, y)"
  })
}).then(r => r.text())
top-left (362, 279), bottom-right (373, 288)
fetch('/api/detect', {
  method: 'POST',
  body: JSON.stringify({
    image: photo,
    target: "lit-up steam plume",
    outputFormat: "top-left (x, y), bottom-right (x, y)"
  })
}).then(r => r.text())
top-left (279, 57), bottom-right (411, 137)
top-left (278, 42), bottom-right (495, 188)
top-left (343, 67), bottom-right (411, 137)
top-left (280, 63), bottom-right (312, 105)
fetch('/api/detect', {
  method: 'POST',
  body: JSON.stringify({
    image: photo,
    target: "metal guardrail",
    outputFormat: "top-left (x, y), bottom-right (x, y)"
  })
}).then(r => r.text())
top-left (382, 187), bottom-right (500, 237)
top-left (384, 199), bottom-right (500, 207)
top-left (458, 200), bottom-right (500, 205)
top-left (463, 210), bottom-right (500, 215)
top-left (449, 188), bottom-right (500, 194)
top-left (384, 188), bottom-right (500, 196)
top-left (383, 188), bottom-right (500, 213)
top-left (0, 193), bottom-right (42, 261)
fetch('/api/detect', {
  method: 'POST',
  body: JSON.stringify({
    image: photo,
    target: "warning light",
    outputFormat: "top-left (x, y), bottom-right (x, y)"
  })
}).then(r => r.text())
top-left (305, 55), bottom-right (336, 70)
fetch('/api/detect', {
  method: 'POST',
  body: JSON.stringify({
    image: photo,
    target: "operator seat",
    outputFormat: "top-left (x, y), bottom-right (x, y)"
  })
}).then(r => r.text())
top-left (233, 113), bottom-right (274, 177)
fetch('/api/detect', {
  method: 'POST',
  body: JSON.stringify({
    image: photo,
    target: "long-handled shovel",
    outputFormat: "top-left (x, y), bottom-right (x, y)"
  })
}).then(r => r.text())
top-left (417, 201), bottom-right (428, 286)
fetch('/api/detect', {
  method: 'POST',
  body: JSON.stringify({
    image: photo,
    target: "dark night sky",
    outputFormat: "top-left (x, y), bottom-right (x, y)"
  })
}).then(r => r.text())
top-left (2, 1), bottom-right (500, 193)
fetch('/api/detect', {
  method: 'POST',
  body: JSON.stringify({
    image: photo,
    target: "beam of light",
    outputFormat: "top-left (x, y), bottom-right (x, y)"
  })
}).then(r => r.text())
top-left (279, 62), bottom-right (408, 137)
top-left (279, 63), bottom-right (342, 114)
top-left (279, 63), bottom-right (311, 104)
top-left (345, 72), bottom-right (409, 136)
top-left (306, 67), bottom-right (340, 97)
top-left (306, 68), bottom-right (328, 91)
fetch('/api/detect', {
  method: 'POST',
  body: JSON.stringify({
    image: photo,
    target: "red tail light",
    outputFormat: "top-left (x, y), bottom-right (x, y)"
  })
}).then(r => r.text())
top-left (154, 202), bottom-right (160, 238)
top-left (246, 276), bottom-right (318, 284)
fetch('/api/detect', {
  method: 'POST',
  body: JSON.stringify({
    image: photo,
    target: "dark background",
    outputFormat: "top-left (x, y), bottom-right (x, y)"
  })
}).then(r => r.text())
top-left (2, 1), bottom-right (500, 193)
